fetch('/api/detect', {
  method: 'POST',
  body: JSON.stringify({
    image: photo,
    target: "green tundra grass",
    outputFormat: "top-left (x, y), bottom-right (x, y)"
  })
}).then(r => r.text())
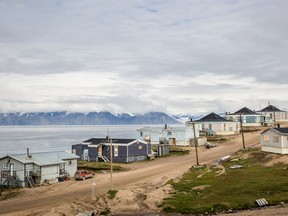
top-left (161, 148), bottom-right (288, 214)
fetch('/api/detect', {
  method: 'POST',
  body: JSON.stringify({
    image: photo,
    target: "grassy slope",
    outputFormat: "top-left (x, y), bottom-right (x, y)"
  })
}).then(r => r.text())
top-left (161, 148), bottom-right (288, 214)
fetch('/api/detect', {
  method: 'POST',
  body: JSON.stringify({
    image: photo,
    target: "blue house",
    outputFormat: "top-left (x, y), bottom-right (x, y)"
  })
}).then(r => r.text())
top-left (72, 138), bottom-right (152, 163)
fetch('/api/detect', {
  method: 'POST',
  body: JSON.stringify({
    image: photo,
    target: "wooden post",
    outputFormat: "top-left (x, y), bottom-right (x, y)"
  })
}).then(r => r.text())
top-left (239, 114), bottom-right (246, 149)
top-left (110, 138), bottom-right (113, 191)
top-left (192, 121), bottom-right (199, 165)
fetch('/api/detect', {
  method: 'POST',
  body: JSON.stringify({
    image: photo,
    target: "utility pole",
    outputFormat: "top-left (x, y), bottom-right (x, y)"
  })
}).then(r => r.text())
top-left (110, 138), bottom-right (113, 191)
top-left (239, 114), bottom-right (246, 149)
top-left (192, 120), bottom-right (199, 166)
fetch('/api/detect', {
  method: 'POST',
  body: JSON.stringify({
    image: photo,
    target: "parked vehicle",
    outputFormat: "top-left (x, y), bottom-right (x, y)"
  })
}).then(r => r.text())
top-left (205, 142), bottom-right (217, 149)
top-left (74, 170), bottom-right (94, 180)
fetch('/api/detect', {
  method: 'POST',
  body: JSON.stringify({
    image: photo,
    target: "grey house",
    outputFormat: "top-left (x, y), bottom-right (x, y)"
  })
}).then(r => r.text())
top-left (72, 138), bottom-right (152, 163)
top-left (258, 105), bottom-right (288, 125)
top-left (261, 127), bottom-right (288, 154)
top-left (0, 151), bottom-right (79, 188)
top-left (226, 107), bottom-right (264, 127)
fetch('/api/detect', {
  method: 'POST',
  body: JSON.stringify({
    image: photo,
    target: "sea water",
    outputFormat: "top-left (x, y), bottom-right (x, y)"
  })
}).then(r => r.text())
top-left (0, 125), bottom-right (143, 157)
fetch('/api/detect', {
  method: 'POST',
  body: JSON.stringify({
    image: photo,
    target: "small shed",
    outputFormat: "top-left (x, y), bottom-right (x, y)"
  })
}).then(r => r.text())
top-left (0, 151), bottom-right (79, 188)
top-left (261, 127), bottom-right (288, 154)
top-left (72, 138), bottom-right (152, 163)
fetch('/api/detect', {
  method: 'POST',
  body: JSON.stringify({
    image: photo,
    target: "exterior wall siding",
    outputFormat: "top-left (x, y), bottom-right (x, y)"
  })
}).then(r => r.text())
top-left (41, 165), bottom-right (60, 184)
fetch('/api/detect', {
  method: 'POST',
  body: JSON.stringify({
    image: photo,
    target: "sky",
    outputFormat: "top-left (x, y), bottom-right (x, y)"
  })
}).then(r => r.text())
top-left (1, 0), bottom-right (288, 115)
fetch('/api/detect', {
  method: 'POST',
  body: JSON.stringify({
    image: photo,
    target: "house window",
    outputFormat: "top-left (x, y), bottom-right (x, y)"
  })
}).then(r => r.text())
top-left (68, 160), bottom-right (72, 165)
top-left (273, 136), bottom-right (280, 143)
top-left (140, 132), bottom-right (143, 136)
top-left (167, 132), bottom-right (172, 136)
top-left (114, 146), bottom-right (118, 157)
top-left (209, 124), bottom-right (212, 130)
top-left (223, 123), bottom-right (226, 131)
top-left (2, 163), bottom-right (8, 169)
top-left (263, 135), bottom-right (270, 142)
top-left (138, 145), bottom-right (143, 150)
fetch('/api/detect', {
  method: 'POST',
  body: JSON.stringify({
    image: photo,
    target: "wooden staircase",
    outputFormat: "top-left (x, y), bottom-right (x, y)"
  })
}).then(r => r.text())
top-left (1, 171), bottom-right (21, 188)
top-left (25, 176), bottom-right (36, 188)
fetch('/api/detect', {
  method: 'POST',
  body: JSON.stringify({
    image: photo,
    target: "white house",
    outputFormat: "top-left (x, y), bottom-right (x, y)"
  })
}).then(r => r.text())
top-left (258, 105), bottom-right (288, 126)
top-left (187, 112), bottom-right (240, 136)
top-left (0, 150), bottom-right (79, 188)
top-left (226, 107), bottom-right (264, 127)
top-left (261, 127), bottom-right (288, 154)
top-left (137, 125), bottom-right (199, 146)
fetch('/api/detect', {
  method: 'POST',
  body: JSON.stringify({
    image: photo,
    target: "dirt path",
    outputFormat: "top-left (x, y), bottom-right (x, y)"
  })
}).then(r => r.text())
top-left (0, 129), bottom-right (270, 215)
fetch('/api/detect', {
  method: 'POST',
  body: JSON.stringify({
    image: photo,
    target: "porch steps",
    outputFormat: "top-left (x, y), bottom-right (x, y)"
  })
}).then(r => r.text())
top-left (60, 169), bottom-right (70, 179)
top-left (26, 176), bottom-right (36, 188)
top-left (5, 175), bottom-right (21, 188)
top-left (98, 155), bottom-right (109, 162)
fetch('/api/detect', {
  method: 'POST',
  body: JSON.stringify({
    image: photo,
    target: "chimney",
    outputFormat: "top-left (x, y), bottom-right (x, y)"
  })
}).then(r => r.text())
top-left (164, 124), bottom-right (167, 129)
top-left (26, 148), bottom-right (32, 159)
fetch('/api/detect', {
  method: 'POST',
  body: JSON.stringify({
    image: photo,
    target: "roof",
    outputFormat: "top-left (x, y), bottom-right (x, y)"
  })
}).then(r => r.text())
top-left (229, 107), bottom-right (261, 115)
top-left (261, 127), bottom-right (288, 135)
top-left (2, 151), bottom-right (79, 166)
top-left (259, 105), bottom-right (283, 112)
top-left (274, 128), bottom-right (288, 134)
top-left (195, 112), bottom-right (232, 122)
top-left (137, 126), bottom-right (188, 132)
top-left (83, 138), bottom-right (145, 146)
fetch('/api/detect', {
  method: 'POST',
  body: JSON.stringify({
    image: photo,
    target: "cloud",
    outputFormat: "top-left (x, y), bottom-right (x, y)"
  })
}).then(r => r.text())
top-left (0, 0), bottom-right (288, 115)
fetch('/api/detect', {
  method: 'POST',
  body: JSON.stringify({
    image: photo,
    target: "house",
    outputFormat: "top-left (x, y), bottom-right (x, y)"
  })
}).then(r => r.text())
top-left (258, 105), bottom-right (288, 126)
top-left (261, 127), bottom-right (288, 154)
top-left (0, 150), bottom-right (79, 188)
top-left (225, 107), bottom-right (264, 127)
top-left (72, 138), bottom-right (152, 163)
top-left (137, 125), bottom-right (199, 146)
top-left (187, 112), bottom-right (240, 136)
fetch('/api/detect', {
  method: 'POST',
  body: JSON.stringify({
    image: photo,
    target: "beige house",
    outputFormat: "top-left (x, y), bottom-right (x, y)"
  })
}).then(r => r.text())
top-left (261, 127), bottom-right (288, 154)
top-left (187, 112), bottom-right (240, 136)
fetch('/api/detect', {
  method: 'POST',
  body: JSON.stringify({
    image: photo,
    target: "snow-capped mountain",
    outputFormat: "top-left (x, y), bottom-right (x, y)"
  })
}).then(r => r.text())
top-left (0, 111), bottom-right (182, 125)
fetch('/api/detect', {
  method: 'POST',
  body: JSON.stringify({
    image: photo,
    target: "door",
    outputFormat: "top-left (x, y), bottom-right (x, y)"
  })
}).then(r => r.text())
top-left (98, 146), bottom-right (102, 156)
top-left (10, 164), bottom-right (14, 176)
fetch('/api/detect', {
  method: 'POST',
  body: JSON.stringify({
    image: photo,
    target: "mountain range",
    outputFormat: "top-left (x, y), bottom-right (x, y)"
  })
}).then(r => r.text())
top-left (0, 111), bottom-right (184, 125)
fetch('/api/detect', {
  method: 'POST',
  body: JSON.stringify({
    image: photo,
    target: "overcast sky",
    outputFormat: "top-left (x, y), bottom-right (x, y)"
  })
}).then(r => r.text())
top-left (1, 0), bottom-right (288, 115)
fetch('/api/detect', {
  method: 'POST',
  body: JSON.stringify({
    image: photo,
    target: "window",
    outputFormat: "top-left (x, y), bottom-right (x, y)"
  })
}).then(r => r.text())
top-left (167, 132), bottom-right (172, 136)
top-left (273, 136), bottom-right (280, 143)
top-left (223, 123), bottom-right (226, 131)
top-left (138, 145), bottom-right (143, 150)
top-left (2, 163), bottom-right (7, 169)
top-left (140, 132), bottom-right (143, 136)
top-left (263, 135), bottom-right (270, 142)
top-left (68, 160), bottom-right (72, 165)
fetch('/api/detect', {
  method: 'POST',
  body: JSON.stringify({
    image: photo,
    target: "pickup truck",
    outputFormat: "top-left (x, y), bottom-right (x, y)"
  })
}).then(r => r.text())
top-left (74, 170), bottom-right (94, 180)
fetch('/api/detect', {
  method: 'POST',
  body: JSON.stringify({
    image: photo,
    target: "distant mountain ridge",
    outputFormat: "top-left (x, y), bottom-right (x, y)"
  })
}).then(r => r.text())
top-left (0, 111), bottom-right (182, 125)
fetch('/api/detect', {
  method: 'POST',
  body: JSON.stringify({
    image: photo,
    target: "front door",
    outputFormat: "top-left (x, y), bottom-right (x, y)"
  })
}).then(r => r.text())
top-left (98, 146), bottom-right (102, 156)
top-left (10, 164), bottom-right (14, 176)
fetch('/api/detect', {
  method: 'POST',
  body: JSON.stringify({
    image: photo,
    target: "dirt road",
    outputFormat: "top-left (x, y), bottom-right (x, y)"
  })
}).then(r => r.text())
top-left (0, 130), bottom-right (262, 215)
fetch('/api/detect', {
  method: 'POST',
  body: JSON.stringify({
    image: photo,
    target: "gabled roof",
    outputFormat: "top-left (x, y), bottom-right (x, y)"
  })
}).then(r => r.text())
top-left (230, 107), bottom-right (261, 115)
top-left (195, 112), bottom-right (232, 122)
top-left (83, 138), bottom-right (143, 146)
top-left (259, 105), bottom-right (283, 112)
top-left (1, 151), bottom-right (79, 166)
top-left (261, 127), bottom-right (288, 135)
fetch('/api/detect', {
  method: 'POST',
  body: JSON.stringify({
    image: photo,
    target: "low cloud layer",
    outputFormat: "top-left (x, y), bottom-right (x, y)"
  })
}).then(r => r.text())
top-left (1, 0), bottom-right (288, 115)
